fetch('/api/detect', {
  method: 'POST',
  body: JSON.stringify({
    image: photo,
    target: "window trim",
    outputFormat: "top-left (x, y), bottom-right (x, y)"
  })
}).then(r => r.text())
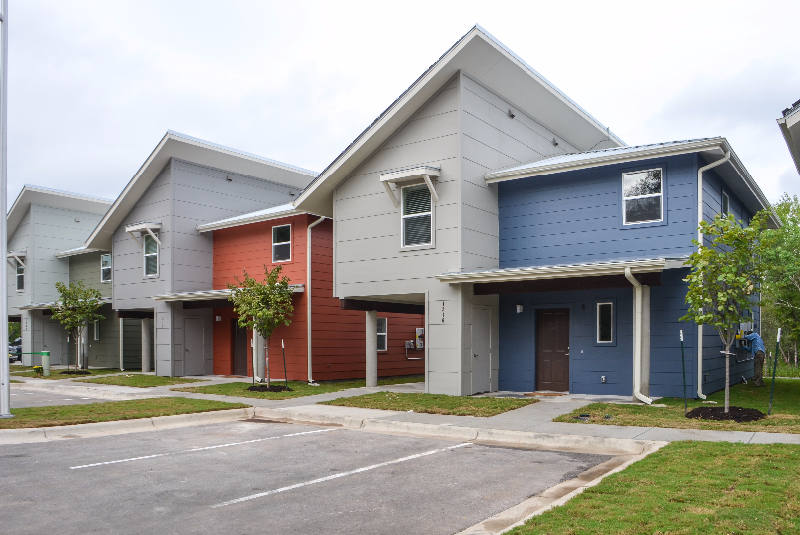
top-left (15, 259), bottom-right (24, 292)
top-left (100, 254), bottom-right (112, 283)
top-left (596, 302), bottom-right (613, 344)
top-left (594, 299), bottom-right (617, 347)
top-left (621, 167), bottom-right (664, 226)
top-left (271, 224), bottom-right (292, 263)
top-left (93, 320), bottom-right (100, 341)
top-left (143, 232), bottom-right (159, 278)
top-left (400, 183), bottom-right (435, 250)
top-left (377, 317), bottom-right (387, 352)
top-left (721, 191), bottom-right (730, 215)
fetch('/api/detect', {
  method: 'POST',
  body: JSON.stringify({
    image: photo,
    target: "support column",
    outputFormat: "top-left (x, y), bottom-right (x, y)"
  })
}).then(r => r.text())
top-left (641, 286), bottom-right (651, 397)
top-left (366, 310), bottom-right (377, 387)
top-left (119, 318), bottom-right (125, 371)
top-left (141, 318), bottom-right (151, 373)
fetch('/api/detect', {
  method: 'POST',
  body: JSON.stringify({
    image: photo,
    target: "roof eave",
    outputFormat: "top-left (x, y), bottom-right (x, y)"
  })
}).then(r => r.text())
top-left (436, 259), bottom-right (667, 284)
top-left (196, 208), bottom-right (313, 233)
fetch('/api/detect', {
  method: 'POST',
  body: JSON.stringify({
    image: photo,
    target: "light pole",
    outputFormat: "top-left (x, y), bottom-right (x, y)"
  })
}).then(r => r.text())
top-left (0, 0), bottom-right (11, 419)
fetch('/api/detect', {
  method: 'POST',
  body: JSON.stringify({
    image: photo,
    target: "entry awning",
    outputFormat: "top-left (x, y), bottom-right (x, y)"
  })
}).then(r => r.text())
top-left (19, 297), bottom-right (112, 311)
top-left (436, 258), bottom-right (676, 284)
top-left (151, 286), bottom-right (305, 302)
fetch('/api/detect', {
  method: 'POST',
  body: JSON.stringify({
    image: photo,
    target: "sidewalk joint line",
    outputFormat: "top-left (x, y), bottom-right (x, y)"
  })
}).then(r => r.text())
top-left (210, 442), bottom-right (472, 508)
top-left (69, 428), bottom-right (337, 470)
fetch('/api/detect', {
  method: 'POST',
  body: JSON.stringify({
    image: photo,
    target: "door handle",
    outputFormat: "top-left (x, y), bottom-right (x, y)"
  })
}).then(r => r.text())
top-left (473, 354), bottom-right (478, 358)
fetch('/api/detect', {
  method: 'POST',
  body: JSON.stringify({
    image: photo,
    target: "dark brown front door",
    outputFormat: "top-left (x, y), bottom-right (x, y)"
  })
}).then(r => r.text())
top-left (536, 309), bottom-right (570, 392)
top-left (232, 320), bottom-right (248, 376)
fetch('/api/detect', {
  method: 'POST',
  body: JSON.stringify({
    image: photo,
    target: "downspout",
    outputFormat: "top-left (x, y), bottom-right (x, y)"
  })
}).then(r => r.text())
top-left (307, 216), bottom-right (326, 384)
top-left (696, 150), bottom-right (731, 399)
top-left (625, 267), bottom-right (653, 404)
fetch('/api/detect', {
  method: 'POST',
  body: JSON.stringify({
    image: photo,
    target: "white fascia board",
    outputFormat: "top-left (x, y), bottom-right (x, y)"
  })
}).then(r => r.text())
top-left (484, 139), bottom-right (727, 183)
top-left (196, 206), bottom-right (312, 233)
top-left (152, 285), bottom-right (305, 301)
top-left (436, 259), bottom-right (667, 284)
top-left (54, 246), bottom-right (105, 259)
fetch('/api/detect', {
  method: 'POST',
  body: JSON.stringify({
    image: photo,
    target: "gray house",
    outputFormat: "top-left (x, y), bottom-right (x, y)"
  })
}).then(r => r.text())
top-left (7, 186), bottom-right (113, 366)
top-left (69, 131), bottom-right (316, 376)
top-left (294, 25), bottom-right (624, 395)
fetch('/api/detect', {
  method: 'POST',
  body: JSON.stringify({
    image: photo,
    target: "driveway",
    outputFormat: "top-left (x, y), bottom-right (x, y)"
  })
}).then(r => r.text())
top-left (1, 419), bottom-right (610, 535)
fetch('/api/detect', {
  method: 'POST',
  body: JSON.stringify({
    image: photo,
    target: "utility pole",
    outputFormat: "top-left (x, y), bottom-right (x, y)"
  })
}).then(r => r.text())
top-left (0, 0), bottom-right (11, 419)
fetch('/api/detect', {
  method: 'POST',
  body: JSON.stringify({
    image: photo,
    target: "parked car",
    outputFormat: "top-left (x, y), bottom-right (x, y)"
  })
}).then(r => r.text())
top-left (8, 345), bottom-right (22, 363)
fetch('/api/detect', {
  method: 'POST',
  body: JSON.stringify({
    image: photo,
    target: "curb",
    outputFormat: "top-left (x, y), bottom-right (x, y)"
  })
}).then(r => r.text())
top-left (0, 407), bottom-right (255, 444)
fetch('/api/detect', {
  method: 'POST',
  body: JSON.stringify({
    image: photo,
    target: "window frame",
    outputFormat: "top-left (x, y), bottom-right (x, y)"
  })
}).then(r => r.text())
top-left (93, 320), bottom-right (100, 341)
top-left (15, 259), bottom-right (24, 291)
top-left (594, 299), bottom-right (617, 347)
top-left (721, 191), bottom-right (730, 215)
top-left (100, 254), bottom-right (112, 283)
top-left (621, 167), bottom-right (664, 226)
top-left (271, 224), bottom-right (292, 263)
top-left (377, 317), bottom-right (387, 352)
top-left (400, 183), bottom-right (435, 250)
top-left (143, 232), bottom-right (159, 278)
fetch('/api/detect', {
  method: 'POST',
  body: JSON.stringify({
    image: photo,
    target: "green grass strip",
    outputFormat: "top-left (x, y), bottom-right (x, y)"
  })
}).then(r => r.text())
top-left (555, 378), bottom-right (800, 434)
top-left (509, 441), bottom-right (800, 534)
top-left (320, 392), bottom-right (536, 417)
top-left (2, 397), bottom-right (248, 429)
top-left (72, 374), bottom-right (207, 388)
top-left (172, 375), bottom-right (423, 400)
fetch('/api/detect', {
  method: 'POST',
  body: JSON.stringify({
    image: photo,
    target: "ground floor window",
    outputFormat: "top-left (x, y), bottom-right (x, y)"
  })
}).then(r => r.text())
top-left (597, 302), bottom-right (613, 343)
top-left (377, 317), bottom-right (387, 351)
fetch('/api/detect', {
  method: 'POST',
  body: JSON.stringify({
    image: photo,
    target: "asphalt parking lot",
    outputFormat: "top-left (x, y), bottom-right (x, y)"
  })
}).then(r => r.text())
top-left (8, 387), bottom-right (110, 408)
top-left (1, 419), bottom-right (611, 535)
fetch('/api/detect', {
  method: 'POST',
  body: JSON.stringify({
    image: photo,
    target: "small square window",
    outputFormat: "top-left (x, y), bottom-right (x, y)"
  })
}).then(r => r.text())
top-left (721, 192), bottom-right (729, 215)
top-left (597, 302), bottom-right (613, 343)
top-left (377, 317), bottom-right (387, 351)
top-left (622, 169), bottom-right (663, 224)
top-left (272, 224), bottom-right (291, 262)
top-left (100, 254), bottom-right (112, 282)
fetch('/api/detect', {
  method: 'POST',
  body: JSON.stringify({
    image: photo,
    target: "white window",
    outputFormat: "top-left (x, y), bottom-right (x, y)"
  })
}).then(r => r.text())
top-left (377, 317), bottom-right (387, 352)
top-left (272, 224), bottom-right (291, 262)
top-left (144, 233), bottom-right (159, 277)
top-left (597, 302), bottom-right (613, 343)
top-left (15, 259), bottom-right (24, 291)
top-left (94, 320), bottom-right (100, 341)
top-left (622, 168), bottom-right (663, 224)
top-left (402, 185), bottom-right (432, 247)
top-left (721, 192), bottom-right (730, 215)
top-left (100, 254), bottom-right (112, 282)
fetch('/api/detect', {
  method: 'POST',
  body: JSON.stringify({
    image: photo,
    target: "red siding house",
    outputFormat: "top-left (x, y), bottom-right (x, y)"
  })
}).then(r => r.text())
top-left (198, 205), bottom-right (425, 381)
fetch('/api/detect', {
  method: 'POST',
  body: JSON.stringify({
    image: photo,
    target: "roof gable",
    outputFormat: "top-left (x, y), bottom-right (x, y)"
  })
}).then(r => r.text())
top-left (7, 185), bottom-right (112, 239)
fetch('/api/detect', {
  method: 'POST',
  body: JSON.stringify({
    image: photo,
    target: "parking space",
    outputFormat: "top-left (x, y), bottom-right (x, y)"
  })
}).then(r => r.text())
top-left (1, 420), bottom-right (610, 535)
top-left (8, 388), bottom-right (111, 408)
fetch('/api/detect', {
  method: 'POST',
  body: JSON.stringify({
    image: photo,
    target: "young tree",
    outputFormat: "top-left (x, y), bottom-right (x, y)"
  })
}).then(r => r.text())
top-left (682, 211), bottom-right (768, 412)
top-left (50, 282), bottom-right (105, 371)
top-left (228, 265), bottom-right (294, 387)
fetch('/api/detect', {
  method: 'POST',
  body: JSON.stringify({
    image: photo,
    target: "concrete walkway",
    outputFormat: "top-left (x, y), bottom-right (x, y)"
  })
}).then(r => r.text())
top-left (9, 375), bottom-right (800, 445)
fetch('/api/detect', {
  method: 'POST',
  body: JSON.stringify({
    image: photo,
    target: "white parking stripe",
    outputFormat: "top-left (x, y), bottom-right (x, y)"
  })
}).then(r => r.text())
top-left (70, 428), bottom-right (337, 470)
top-left (211, 443), bottom-right (471, 508)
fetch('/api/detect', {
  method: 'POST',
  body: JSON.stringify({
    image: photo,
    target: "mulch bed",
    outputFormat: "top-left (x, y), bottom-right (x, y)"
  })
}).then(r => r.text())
top-left (686, 406), bottom-right (766, 422)
top-left (58, 370), bottom-right (92, 375)
top-left (247, 384), bottom-right (293, 393)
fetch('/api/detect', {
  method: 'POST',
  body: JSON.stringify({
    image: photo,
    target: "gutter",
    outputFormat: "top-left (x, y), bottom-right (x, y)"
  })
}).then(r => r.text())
top-left (625, 267), bottom-right (653, 405)
top-left (695, 150), bottom-right (730, 399)
top-left (307, 216), bottom-right (326, 383)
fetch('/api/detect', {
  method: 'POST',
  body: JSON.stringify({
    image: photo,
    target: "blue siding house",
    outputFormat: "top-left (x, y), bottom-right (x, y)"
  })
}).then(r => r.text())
top-left (439, 138), bottom-right (778, 401)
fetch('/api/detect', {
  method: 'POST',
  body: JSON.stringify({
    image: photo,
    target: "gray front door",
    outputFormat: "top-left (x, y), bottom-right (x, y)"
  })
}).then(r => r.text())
top-left (472, 307), bottom-right (491, 394)
top-left (183, 318), bottom-right (205, 376)
top-left (43, 322), bottom-right (63, 365)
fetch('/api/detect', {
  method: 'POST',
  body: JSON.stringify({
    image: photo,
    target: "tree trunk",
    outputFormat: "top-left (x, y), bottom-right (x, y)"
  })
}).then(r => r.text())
top-left (75, 330), bottom-right (80, 372)
top-left (724, 342), bottom-right (731, 413)
top-left (264, 344), bottom-right (270, 388)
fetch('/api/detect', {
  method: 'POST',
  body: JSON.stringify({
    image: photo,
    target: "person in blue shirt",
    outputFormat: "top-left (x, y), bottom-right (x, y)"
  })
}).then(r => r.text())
top-left (744, 332), bottom-right (766, 387)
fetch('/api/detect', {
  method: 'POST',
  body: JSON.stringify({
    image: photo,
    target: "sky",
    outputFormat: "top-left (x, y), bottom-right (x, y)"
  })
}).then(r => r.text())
top-left (8, 0), bottom-right (800, 207)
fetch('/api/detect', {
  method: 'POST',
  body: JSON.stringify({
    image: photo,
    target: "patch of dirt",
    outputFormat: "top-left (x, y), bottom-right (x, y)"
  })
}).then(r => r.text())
top-left (685, 406), bottom-right (766, 422)
top-left (247, 384), bottom-right (292, 393)
top-left (59, 370), bottom-right (92, 375)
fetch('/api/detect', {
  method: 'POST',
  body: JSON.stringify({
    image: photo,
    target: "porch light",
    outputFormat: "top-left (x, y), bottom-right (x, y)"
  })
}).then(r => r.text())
top-left (516, 304), bottom-right (523, 314)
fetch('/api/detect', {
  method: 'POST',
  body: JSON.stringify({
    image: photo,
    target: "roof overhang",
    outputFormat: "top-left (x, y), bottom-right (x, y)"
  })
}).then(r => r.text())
top-left (20, 297), bottom-right (112, 311)
top-left (293, 24), bottom-right (624, 218)
top-left (151, 286), bottom-right (305, 302)
top-left (436, 258), bottom-right (669, 285)
top-left (197, 204), bottom-right (319, 233)
top-left (83, 131), bottom-right (318, 251)
top-left (7, 185), bottom-right (112, 239)
top-left (484, 137), bottom-right (780, 229)
top-left (55, 246), bottom-right (105, 259)
top-left (778, 106), bottom-right (800, 174)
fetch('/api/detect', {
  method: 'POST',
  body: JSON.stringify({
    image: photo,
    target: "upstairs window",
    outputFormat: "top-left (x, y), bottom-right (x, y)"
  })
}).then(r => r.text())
top-left (622, 168), bottom-right (663, 224)
top-left (144, 233), bottom-right (159, 277)
top-left (94, 320), bottom-right (100, 341)
top-left (721, 192), bottom-right (730, 215)
top-left (597, 302), bottom-right (613, 343)
top-left (15, 259), bottom-right (24, 291)
top-left (402, 185), bottom-right (432, 247)
top-left (377, 318), bottom-right (387, 351)
top-left (100, 254), bottom-right (112, 282)
top-left (272, 224), bottom-right (291, 262)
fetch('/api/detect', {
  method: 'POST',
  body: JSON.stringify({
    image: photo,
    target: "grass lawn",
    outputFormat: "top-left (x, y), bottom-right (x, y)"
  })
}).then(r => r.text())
top-left (508, 441), bottom-right (800, 535)
top-left (10, 379), bottom-right (21, 383)
top-left (10, 364), bottom-right (33, 372)
top-left (72, 374), bottom-right (207, 388)
top-left (1, 397), bottom-right (248, 429)
top-left (172, 375), bottom-right (424, 400)
top-left (10, 368), bottom-right (123, 380)
top-left (320, 392), bottom-right (536, 417)
top-left (555, 378), bottom-right (800, 434)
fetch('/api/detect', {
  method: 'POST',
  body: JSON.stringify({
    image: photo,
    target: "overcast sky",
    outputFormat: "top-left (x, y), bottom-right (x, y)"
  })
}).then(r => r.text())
top-left (8, 0), bottom-right (800, 207)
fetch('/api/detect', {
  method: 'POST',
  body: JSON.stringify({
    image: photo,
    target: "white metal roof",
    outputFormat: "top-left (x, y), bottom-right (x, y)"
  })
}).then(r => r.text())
top-left (151, 286), bottom-right (305, 302)
top-left (292, 24), bottom-right (624, 218)
top-left (19, 297), bottom-right (112, 311)
top-left (196, 203), bottom-right (320, 233)
top-left (436, 259), bottom-right (669, 284)
top-left (7, 185), bottom-right (113, 239)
